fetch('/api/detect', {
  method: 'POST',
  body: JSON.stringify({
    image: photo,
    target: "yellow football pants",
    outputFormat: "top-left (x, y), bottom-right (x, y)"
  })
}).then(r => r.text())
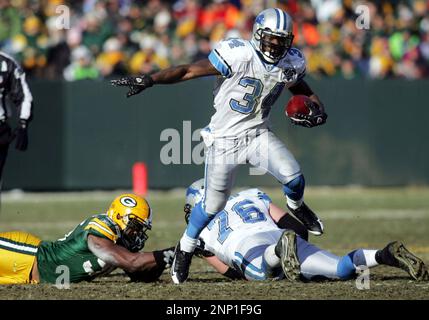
top-left (0, 231), bottom-right (41, 284)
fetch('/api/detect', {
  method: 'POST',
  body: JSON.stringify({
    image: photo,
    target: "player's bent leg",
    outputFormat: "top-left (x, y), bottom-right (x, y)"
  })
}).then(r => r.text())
top-left (274, 230), bottom-right (301, 281)
top-left (172, 144), bottom-right (238, 284)
top-left (248, 131), bottom-right (323, 235)
top-left (232, 230), bottom-right (284, 280)
top-left (295, 236), bottom-right (341, 280)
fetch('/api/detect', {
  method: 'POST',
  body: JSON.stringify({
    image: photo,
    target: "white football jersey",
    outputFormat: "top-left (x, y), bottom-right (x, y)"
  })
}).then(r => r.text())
top-left (207, 38), bottom-right (306, 138)
top-left (199, 188), bottom-right (281, 267)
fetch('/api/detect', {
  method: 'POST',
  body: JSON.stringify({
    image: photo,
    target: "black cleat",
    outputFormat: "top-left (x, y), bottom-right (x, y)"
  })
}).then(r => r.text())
top-left (171, 243), bottom-right (193, 284)
top-left (287, 202), bottom-right (324, 236)
top-left (275, 230), bottom-right (301, 281)
top-left (381, 241), bottom-right (429, 281)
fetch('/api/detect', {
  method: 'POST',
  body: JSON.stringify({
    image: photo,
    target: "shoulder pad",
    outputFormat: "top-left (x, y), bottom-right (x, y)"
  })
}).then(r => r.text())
top-left (84, 214), bottom-right (120, 242)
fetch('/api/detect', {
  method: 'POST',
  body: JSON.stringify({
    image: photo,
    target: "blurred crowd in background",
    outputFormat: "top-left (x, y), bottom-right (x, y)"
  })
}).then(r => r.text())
top-left (1, 0), bottom-right (428, 81)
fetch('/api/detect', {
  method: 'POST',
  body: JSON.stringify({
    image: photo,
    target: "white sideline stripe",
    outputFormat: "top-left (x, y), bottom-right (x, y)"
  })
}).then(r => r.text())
top-left (316, 209), bottom-right (429, 219)
top-left (0, 209), bottom-right (428, 231)
top-left (0, 239), bottom-right (38, 253)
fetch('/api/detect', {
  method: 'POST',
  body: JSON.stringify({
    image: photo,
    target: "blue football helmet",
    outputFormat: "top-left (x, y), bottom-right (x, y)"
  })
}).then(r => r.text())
top-left (252, 8), bottom-right (295, 64)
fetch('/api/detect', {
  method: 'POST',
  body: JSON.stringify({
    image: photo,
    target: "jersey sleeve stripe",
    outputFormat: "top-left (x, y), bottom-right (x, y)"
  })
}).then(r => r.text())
top-left (208, 50), bottom-right (232, 78)
top-left (92, 218), bottom-right (116, 236)
top-left (85, 222), bottom-right (116, 241)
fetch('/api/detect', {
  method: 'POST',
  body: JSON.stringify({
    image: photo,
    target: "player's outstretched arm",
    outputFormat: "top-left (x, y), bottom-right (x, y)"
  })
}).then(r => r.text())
top-left (288, 80), bottom-right (328, 127)
top-left (87, 234), bottom-right (172, 275)
top-left (111, 59), bottom-right (220, 98)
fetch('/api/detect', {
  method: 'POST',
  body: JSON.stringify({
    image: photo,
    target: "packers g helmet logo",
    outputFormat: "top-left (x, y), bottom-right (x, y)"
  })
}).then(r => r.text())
top-left (120, 196), bottom-right (137, 208)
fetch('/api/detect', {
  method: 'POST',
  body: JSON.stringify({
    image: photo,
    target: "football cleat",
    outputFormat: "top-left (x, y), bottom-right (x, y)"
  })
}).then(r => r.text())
top-left (275, 230), bottom-right (301, 281)
top-left (382, 241), bottom-right (429, 281)
top-left (287, 202), bottom-right (324, 236)
top-left (171, 243), bottom-right (193, 284)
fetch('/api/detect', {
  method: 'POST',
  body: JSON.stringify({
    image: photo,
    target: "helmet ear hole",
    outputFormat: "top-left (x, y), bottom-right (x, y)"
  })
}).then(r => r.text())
top-left (116, 213), bottom-right (121, 220)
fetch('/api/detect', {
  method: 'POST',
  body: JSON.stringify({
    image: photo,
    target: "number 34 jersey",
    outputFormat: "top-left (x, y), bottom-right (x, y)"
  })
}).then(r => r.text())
top-left (199, 188), bottom-right (280, 267)
top-left (207, 38), bottom-right (306, 138)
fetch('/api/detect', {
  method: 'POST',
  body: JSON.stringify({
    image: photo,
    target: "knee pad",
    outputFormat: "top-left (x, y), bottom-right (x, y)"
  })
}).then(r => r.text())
top-left (336, 254), bottom-right (356, 280)
top-left (283, 175), bottom-right (305, 201)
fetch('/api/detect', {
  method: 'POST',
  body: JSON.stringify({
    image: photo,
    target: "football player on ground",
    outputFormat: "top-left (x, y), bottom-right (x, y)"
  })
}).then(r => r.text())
top-left (111, 8), bottom-right (328, 284)
top-left (0, 194), bottom-right (174, 284)
top-left (185, 180), bottom-right (428, 282)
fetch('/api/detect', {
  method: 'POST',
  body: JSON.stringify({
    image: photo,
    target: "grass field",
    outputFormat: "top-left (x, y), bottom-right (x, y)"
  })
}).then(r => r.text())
top-left (1, 187), bottom-right (429, 300)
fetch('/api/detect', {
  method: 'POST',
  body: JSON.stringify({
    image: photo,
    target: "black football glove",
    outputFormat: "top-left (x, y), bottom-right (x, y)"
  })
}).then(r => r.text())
top-left (290, 101), bottom-right (328, 128)
top-left (184, 204), bottom-right (192, 224)
top-left (110, 74), bottom-right (154, 98)
top-left (0, 121), bottom-right (15, 146)
top-left (194, 239), bottom-right (214, 258)
top-left (14, 119), bottom-right (29, 151)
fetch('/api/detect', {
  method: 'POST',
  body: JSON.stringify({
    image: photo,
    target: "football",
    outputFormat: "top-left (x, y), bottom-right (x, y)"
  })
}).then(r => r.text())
top-left (285, 95), bottom-right (312, 118)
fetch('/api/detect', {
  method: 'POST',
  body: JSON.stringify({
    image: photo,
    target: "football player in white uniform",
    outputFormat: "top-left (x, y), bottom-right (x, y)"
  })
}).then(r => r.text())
top-left (186, 180), bottom-right (428, 282)
top-left (112, 8), bottom-right (328, 284)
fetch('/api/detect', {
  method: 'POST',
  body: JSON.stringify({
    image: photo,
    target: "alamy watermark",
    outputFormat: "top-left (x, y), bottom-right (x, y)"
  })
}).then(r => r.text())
top-left (54, 5), bottom-right (70, 30)
top-left (159, 121), bottom-right (270, 176)
top-left (55, 265), bottom-right (70, 289)
top-left (355, 266), bottom-right (370, 290)
top-left (355, 4), bottom-right (370, 30)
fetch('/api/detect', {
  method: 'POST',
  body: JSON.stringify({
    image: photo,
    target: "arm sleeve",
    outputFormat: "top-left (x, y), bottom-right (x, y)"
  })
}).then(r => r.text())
top-left (8, 61), bottom-right (33, 121)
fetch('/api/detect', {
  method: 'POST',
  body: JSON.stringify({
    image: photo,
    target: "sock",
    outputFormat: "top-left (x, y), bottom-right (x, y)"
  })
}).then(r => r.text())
top-left (263, 244), bottom-right (281, 278)
top-left (185, 201), bottom-right (212, 238)
top-left (348, 249), bottom-right (379, 267)
top-left (264, 244), bottom-right (281, 268)
top-left (283, 175), bottom-right (305, 210)
top-left (337, 249), bottom-right (379, 279)
top-left (286, 198), bottom-right (303, 210)
top-left (361, 249), bottom-right (378, 268)
top-left (179, 232), bottom-right (199, 253)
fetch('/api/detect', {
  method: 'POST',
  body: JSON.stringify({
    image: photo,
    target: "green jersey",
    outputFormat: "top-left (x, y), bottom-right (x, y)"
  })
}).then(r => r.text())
top-left (36, 214), bottom-right (121, 284)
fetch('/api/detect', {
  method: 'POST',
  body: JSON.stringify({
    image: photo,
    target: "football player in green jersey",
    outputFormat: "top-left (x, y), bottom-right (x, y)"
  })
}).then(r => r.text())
top-left (0, 194), bottom-right (174, 285)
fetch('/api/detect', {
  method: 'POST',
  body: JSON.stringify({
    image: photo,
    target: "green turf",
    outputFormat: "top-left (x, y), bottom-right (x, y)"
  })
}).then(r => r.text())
top-left (1, 187), bottom-right (429, 299)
